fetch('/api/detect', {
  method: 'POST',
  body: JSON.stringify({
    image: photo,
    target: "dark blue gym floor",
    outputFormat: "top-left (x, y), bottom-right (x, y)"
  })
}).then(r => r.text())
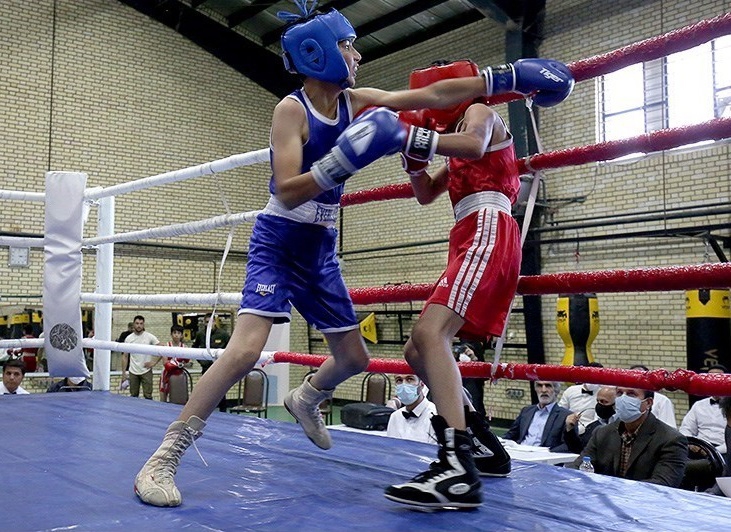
top-left (3, 392), bottom-right (730, 531)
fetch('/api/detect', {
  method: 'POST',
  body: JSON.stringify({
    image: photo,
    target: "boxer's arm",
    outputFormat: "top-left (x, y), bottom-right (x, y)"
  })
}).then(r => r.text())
top-left (409, 164), bottom-right (448, 205)
top-left (270, 98), bottom-right (325, 209)
top-left (311, 108), bottom-right (407, 191)
top-left (433, 104), bottom-right (501, 160)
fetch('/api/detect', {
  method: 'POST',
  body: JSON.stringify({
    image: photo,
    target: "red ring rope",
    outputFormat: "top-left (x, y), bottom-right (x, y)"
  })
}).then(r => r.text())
top-left (341, 117), bottom-right (731, 207)
top-left (272, 352), bottom-right (731, 396)
top-left (486, 12), bottom-right (731, 106)
top-left (347, 263), bottom-right (731, 305)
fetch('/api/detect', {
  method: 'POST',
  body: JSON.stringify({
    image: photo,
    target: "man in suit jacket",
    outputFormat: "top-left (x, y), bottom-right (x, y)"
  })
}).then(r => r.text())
top-left (567, 387), bottom-right (688, 487)
top-left (504, 381), bottom-right (576, 452)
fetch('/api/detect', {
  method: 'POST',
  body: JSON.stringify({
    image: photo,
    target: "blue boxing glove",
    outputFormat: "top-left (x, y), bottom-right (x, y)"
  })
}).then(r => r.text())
top-left (311, 107), bottom-right (407, 191)
top-left (482, 58), bottom-right (574, 107)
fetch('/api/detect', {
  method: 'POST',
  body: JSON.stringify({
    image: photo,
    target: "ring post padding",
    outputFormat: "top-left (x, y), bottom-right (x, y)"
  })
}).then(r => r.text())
top-left (43, 171), bottom-right (89, 378)
top-left (93, 195), bottom-right (115, 390)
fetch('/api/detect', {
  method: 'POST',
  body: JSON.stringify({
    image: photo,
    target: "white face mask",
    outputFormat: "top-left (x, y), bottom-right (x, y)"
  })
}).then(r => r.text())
top-left (615, 394), bottom-right (647, 423)
top-left (584, 383), bottom-right (601, 392)
top-left (396, 383), bottom-right (420, 406)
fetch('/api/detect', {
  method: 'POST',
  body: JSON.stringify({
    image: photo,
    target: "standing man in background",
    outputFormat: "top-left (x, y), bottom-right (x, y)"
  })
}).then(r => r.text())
top-left (121, 315), bottom-right (160, 399)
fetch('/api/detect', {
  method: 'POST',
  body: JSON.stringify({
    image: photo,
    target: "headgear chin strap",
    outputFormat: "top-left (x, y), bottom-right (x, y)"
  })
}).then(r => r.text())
top-left (281, 9), bottom-right (356, 89)
top-left (408, 60), bottom-right (481, 133)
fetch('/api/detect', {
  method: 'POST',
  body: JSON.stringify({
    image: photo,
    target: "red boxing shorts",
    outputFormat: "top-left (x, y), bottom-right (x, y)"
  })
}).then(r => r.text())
top-left (424, 208), bottom-right (521, 339)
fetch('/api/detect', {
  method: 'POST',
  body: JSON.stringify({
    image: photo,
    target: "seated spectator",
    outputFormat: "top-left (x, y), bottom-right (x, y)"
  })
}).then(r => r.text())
top-left (504, 381), bottom-right (576, 452)
top-left (565, 386), bottom-right (616, 453)
top-left (629, 364), bottom-right (677, 428)
top-left (706, 395), bottom-right (731, 496)
top-left (680, 364), bottom-right (728, 453)
top-left (1, 359), bottom-right (30, 395)
top-left (453, 339), bottom-right (487, 417)
top-left (567, 386), bottom-right (688, 487)
top-left (47, 376), bottom-right (92, 392)
top-left (558, 362), bottom-right (604, 434)
top-left (386, 374), bottom-right (437, 444)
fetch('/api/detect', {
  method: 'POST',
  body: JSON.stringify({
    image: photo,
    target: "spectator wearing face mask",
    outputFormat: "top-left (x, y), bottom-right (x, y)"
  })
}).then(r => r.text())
top-left (565, 386), bottom-right (617, 453)
top-left (452, 340), bottom-right (487, 417)
top-left (558, 362), bottom-right (604, 435)
top-left (386, 374), bottom-right (437, 444)
top-left (629, 364), bottom-right (677, 428)
top-left (567, 386), bottom-right (687, 487)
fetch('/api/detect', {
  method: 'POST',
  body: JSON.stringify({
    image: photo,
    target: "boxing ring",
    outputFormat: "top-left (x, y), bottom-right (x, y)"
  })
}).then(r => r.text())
top-left (2, 11), bottom-right (731, 532)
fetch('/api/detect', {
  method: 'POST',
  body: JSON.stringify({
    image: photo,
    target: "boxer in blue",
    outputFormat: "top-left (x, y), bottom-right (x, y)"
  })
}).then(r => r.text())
top-left (134, 0), bottom-right (573, 509)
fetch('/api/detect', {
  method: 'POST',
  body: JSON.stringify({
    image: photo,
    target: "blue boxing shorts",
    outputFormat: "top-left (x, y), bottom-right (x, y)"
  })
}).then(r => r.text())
top-left (239, 214), bottom-right (359, 333)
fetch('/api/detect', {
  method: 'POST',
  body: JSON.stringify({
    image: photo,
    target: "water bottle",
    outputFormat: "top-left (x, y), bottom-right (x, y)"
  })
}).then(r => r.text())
top-left (579, 456), bottom-right (594, 473)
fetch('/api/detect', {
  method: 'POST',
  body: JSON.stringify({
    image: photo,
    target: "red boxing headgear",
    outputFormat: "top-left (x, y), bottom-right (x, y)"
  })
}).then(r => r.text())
top-left (409, 60), bottom-right (480, 133)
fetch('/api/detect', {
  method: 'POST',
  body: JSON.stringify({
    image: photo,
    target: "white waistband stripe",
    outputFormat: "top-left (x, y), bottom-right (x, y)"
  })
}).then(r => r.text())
top-left (262, 196), bottom-right (339, 227)
top-left (454, 191), bottom-right (511, 222)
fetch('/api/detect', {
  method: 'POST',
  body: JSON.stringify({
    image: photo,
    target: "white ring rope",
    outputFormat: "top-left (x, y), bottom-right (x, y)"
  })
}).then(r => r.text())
top-left (0, 339), bottom-right (45, 349)
top-left (80, 292), bottom-right (241, 306)
top-left (0, 189), bottom-right (45, 202)
top-left (83, 209), bottom-right (261, 246)
top-left (84, 148), bottom-right (270, 200)
top-left (0, 236), bottom-right (44, 248)
top-left (0, 337), bottom-right (274, 366)
top-left (83, 340), bottom-right (274, 366)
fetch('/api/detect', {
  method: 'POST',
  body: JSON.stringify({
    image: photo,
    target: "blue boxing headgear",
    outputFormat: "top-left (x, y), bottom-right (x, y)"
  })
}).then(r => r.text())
top-left (280, 9), bottom-right (356, 88)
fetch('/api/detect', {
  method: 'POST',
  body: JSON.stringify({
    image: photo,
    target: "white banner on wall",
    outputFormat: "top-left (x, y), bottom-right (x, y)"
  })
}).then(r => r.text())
top-left (43, 171), bottom-right (90, 378)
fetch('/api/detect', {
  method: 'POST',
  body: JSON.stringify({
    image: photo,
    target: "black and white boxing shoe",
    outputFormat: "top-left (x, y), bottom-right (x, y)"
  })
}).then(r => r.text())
top-left (465, 408), bottom-right (512, 477)
top-left (384, 415), bottom-right (482, 510)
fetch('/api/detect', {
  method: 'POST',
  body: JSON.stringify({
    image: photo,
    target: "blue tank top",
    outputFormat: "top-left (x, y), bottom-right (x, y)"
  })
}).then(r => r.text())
top-left (268, 89), bottom-right (353, 205)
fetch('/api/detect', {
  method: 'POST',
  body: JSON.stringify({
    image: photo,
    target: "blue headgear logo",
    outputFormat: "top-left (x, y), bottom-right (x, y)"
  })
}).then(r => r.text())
top-left (279, 5), bottom-right (356, 88)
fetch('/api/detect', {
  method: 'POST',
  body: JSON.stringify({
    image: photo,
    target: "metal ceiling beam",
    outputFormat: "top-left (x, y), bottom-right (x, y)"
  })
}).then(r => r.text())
top-left (362, 10), bottom-right (484, 65)
top-left (356, 0), bottom-right (450, 37)
top-left (465, 0), bottom-right (517, 26)
top-left (227, 0), bottom-right (271, 29)
top-left (261, 0), bottom-right (360, 47)
top-left (117, 0), bottom-right (298, 97)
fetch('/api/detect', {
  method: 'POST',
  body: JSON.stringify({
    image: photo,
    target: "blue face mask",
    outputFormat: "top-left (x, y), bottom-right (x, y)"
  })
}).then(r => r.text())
top-left (396, 383), bottom-right (420, 406)
top-left (615, 394), bottom-right (647, 422)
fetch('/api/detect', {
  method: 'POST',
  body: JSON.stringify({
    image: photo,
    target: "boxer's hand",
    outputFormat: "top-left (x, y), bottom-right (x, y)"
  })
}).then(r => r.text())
top-left (482, 58), bottom-right (574, 107)
top-left (311, 107), bottom-right (407, 190)
top-left (400, 153), bottom-right (428, 177)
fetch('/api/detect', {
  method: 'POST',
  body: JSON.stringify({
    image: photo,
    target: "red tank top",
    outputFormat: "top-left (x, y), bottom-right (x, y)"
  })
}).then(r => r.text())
top-left (446, 136), bottom-right (520, 208)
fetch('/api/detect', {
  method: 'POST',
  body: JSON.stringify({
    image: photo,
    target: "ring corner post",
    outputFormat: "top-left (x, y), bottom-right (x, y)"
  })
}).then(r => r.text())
top-left (93, 195), bottom-right (115, 391)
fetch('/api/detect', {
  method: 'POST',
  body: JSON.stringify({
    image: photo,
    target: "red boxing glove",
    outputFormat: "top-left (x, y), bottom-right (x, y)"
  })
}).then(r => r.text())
top-left (400, 153), bottom-right (429, 177)
top-left (399, 109), bottom-right (439, 162)
top-left (398, 109), bottom-right (429, 128)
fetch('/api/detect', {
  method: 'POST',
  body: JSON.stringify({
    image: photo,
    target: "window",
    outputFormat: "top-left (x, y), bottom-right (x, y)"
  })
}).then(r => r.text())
top-left (598, 35), bottom-right (731, 146)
